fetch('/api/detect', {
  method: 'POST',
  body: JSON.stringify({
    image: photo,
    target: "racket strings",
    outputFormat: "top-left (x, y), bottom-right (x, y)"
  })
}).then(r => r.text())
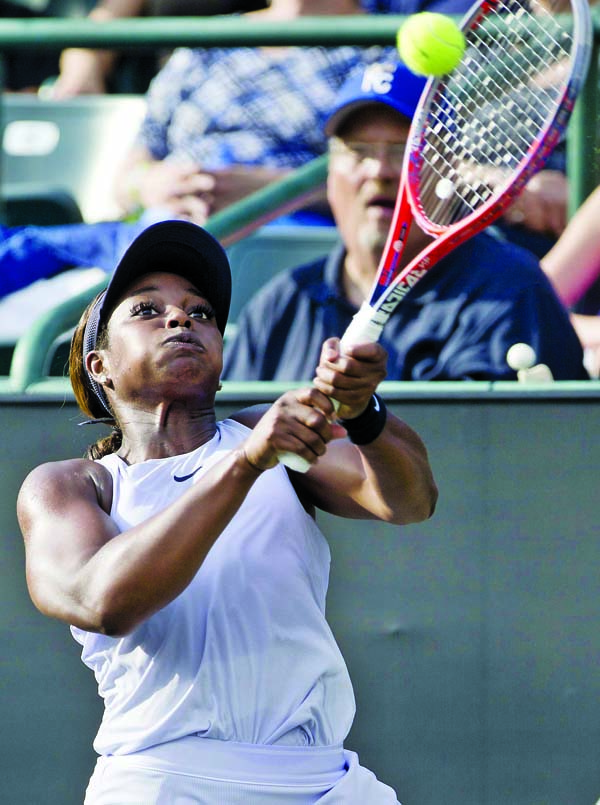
top-left (415, 0), bottom-right (574, 228)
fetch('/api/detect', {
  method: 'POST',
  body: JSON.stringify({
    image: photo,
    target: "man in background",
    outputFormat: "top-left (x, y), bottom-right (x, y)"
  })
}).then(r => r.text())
top-left (223, 61), bottom-right (588, 381)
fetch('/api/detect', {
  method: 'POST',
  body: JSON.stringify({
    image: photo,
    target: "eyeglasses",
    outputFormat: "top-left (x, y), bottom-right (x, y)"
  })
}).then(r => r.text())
top-left (329, 137), bottom-right (407, 170)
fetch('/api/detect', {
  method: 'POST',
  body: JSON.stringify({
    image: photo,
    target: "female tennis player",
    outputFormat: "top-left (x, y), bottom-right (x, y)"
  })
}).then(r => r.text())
top-left (17, 220), bottom-right (437, 804)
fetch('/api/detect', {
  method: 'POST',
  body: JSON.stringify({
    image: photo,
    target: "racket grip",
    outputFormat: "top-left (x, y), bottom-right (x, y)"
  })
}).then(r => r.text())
top-left (278, 304), bottom-right (384, 472)
top-left (340, 302), bottom-right (384, 349)
top-left (278, 451), bottom-right (312, 473)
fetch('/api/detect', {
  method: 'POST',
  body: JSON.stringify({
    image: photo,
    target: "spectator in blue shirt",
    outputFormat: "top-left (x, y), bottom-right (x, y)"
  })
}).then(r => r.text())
top-left (223, 61), bottom-right (588, 382)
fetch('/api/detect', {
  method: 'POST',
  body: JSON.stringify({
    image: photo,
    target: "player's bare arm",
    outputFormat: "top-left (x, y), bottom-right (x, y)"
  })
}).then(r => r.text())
top-left (234, 342), bottom-right (437, 526)
top-left (18, 449), bottom-right (266, 637)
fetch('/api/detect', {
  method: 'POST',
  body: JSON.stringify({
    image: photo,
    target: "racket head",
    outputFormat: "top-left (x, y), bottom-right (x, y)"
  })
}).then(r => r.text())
top-left (405, 0), bottom-right (593, 237)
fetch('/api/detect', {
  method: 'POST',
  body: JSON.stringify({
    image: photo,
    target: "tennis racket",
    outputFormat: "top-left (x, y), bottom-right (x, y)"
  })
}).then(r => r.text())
top-left (280, 0), bottom-right (592, 473)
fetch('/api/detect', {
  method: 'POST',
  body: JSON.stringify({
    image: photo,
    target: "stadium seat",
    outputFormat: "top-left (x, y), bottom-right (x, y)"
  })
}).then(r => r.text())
top-left (1, 185), bottom-right (83, 226)
top-left (226, 224), bottom-right (339, 327)
top-left (0, 93), bottom-right (147, 223)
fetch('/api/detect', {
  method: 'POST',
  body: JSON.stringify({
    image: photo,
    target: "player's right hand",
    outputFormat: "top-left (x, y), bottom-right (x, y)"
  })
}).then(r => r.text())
top-left (313, 337), bottom-right (388, 421)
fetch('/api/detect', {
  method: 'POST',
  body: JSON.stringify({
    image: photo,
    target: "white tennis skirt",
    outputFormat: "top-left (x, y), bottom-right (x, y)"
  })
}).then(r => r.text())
top-left (84, 736), bottom-right (400, 804)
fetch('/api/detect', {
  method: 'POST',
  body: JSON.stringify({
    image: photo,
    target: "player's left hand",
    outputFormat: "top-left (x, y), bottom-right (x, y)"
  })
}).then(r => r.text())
top-left (243, 387), bottom-right (347, 471)
top-left (313, 337), bottom-right (387, 421)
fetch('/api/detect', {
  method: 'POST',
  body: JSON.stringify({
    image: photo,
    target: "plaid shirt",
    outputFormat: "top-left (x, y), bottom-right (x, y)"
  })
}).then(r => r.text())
top-left (138, 45), bottom-right (392, 168)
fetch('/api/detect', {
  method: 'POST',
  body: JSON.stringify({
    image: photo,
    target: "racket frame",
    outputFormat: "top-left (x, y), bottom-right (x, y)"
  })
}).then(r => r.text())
top-left (282, 0), bottom-right (592, 470)
top-left (360, 0), bottom-right (593, 335)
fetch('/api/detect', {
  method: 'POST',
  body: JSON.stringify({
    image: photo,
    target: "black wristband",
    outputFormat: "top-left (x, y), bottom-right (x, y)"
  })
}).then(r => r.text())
top-left (340, 393), bottom-right (387, 445)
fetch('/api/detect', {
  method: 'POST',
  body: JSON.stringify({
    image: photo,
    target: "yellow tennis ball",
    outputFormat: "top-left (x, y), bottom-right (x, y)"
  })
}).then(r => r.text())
top-left (396, 12), bottom-right (466, 77)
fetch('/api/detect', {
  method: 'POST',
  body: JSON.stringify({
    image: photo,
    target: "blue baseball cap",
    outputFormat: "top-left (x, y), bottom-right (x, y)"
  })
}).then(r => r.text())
top-left (324, 61), bottom-right (427, 136)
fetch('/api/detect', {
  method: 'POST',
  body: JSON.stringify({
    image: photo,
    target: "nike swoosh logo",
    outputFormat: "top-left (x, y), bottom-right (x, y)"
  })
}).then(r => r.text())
top-left (372, 395), bottom-right (380, 412)
top-left (173, 466), bottom-right (203, 483)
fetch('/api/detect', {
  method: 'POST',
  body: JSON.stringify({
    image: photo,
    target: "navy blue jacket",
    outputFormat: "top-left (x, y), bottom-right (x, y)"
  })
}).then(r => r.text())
top-left (223, 231), bottom-right (588, 381)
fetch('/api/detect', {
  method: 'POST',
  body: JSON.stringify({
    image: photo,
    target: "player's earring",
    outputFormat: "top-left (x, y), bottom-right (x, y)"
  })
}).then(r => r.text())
top-left (98, 373), bottom-right (114, 390)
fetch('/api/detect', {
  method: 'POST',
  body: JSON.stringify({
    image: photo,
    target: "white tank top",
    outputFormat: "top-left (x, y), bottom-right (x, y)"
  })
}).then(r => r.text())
top-left (71, 419), bottom-right (355, 755)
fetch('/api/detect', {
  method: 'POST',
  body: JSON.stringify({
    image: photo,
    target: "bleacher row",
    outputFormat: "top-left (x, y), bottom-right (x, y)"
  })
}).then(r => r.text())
top-left (0, 92), bottom-right (341, 376)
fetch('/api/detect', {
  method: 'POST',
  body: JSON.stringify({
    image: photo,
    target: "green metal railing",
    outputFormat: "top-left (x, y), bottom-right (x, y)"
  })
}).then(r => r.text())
top-left (7, 155), bottom-right (329, 391)
top-left (0, 13), bottom-right (598, 391)
top-left (0, 15), bottom-right (436, 49)
top-left (0, 12), bottom-right (598, 201)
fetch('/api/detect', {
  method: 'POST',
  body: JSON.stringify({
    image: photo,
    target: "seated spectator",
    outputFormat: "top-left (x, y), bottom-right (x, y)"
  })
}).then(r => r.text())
top-left (110, 0), bottom-right (393, 224)
top-left (541, 183), bottom-right (600, 377)
top-left (0, 0), bottom-right (393, 300)
top-left (50, 0), bottom-right (559, 249)
top-left (50, 0), bottom-right (267, 98)
top-left (48, 0), bottom-right (568, 260)
top-left (223, 61), bottom-right (588, 381)
top-left (0, 0), bottom-right (575, 304)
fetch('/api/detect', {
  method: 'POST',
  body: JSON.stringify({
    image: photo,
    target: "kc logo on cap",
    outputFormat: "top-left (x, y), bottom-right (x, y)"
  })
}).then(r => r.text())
top-left (360, 63), bottom-right (396, 96)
